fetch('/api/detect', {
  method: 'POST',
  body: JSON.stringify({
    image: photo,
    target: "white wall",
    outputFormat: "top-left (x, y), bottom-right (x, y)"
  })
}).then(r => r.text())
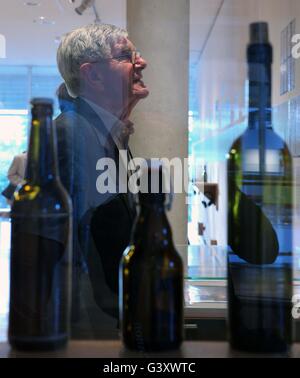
top-left (127, 0), bottom-right (190, 264)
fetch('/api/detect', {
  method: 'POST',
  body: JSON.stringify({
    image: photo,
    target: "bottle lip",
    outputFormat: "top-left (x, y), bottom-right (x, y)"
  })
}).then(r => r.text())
top-left (249, 22), bottom-right (269, 44)
top-left (31, 98), bottom-right (54, 107)
top-left (247, 41), bottom-right (273, 64)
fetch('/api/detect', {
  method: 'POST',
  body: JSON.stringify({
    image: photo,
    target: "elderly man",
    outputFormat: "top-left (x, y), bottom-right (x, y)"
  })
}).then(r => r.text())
top-left (55, 23), bottom-right (148, 335)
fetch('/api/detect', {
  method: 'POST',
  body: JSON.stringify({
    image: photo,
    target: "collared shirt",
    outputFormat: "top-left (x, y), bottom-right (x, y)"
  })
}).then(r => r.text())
top-left (82, 97), bottom-right (128, 151)
top-left (81, 98), bottom-right (136, 206)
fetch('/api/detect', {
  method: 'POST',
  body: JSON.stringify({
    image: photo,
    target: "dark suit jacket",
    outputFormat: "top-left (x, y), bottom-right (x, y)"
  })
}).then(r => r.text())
top-left (55, 98), bottom-right (136, 319)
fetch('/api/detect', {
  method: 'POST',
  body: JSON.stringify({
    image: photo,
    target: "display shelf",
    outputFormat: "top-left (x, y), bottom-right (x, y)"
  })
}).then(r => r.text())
top-left (0, 340), bottom-right (298, 358)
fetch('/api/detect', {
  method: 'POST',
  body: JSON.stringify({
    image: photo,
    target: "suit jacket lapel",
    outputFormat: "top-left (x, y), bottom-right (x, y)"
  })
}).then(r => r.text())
top-left (74, 98), bottom-right (114, 150)
top-left (73, 97), bottom-right (135, 221)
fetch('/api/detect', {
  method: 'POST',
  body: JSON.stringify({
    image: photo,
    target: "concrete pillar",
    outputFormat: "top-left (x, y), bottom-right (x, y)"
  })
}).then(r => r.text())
top-left (127, 0), bottom-right (190, 266)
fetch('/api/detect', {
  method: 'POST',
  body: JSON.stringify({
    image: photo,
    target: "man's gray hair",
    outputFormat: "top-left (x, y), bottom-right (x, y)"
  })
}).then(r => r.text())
top-left (57, 23), bottom-right (128, 98)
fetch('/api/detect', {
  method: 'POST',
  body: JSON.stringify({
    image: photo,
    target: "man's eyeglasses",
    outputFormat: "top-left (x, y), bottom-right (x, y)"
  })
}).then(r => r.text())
top-left (89, 51), bottom-right (142, 66)
top-left (113, 50), bottom-right (142, 65)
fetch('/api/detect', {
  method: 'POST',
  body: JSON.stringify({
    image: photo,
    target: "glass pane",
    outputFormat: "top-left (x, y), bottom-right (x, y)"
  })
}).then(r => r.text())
top-left (0, 0), bottom-right (299, 352)
top-left (188, 0), bottom-right (300, 314)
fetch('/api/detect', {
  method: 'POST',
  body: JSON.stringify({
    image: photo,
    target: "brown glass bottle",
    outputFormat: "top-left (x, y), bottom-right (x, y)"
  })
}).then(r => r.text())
top-left (119, 163), bottom-right (184, 352)
top-left (8, 98), bottom-right (72, 351)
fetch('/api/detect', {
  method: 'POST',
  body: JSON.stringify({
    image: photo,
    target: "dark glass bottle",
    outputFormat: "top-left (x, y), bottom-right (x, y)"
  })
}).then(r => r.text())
top-left (203, 164), bottom-right (208, 183)
top-left (227, 23), bottom-right (293, 353)
top-left (119, 162), bottom-right (184, 352)
top-left (8, 98), bottom-right (72, 351)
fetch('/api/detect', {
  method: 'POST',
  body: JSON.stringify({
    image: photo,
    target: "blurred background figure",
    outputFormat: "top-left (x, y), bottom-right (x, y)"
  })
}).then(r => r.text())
top-left (1, 152), bottom-right (27, 205)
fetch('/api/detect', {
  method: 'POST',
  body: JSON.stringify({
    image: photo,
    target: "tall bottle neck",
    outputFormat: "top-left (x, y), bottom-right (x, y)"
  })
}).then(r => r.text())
top-left (138, 197), bottom-right (168, 221)
top-left (26, 110), bottom-right (59, 186)
top-left (247, 43), bottom-right (273, 130)
top-left (133, 198), bottom-right (173, 244)
top-left (139, 201), bottom-right (166, 215)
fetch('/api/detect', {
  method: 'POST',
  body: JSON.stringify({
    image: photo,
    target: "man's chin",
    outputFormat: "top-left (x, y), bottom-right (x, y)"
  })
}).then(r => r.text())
top-left (132, 86), bottom-right (149, 99)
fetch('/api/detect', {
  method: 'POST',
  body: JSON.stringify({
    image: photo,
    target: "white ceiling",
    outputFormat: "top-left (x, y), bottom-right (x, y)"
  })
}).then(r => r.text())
top-left (0, 0), bottom-right (126, 65)
top-left (0, 0), bottom-right (221, 66)
top-left (190, 0), bottom-right (223, 65)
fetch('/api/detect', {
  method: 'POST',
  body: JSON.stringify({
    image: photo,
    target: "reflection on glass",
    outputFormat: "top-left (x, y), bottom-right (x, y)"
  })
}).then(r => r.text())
top-left (227, 22), bottom-right (293, 353)
top-left (244, 149), bottom-right (283, 173)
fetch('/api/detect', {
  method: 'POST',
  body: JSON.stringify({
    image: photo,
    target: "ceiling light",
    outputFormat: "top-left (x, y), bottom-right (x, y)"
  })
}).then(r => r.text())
top-left (24, 1), bottom-right (41, 6)
top-left (74, 0), bottom-right (96, 15)
top-left (33, 17), bottom-right (56, 25)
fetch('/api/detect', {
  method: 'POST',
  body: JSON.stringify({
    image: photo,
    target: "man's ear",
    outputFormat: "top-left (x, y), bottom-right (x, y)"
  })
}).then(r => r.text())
top-left (79, 63), bottom-right (104, 90)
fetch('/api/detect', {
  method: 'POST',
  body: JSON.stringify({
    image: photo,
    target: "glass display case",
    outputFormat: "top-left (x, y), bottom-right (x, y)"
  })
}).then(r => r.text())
top-left (0, 0), bottom-right (300, 356)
